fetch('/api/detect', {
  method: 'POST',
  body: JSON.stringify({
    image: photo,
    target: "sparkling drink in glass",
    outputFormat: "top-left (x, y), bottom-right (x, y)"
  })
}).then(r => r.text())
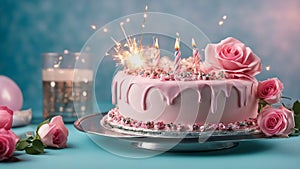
top-left (42, 52), bottom-right (93, 122)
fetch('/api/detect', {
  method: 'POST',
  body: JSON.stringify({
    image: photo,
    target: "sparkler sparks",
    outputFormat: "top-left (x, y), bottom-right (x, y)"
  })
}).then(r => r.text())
top-left (90, 24), bottom-right (97, 30)
top-left (109, 4), bottom-right (155, 70)
top-left (139, 4), bottom-right (149, 48)
top-left (218, 15), bottom-right (227, 26)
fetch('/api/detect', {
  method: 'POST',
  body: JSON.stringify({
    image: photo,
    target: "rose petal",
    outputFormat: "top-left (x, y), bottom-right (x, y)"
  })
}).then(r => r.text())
top-left (204, 44), bottom-right (221, 69)
top-left (50, 116), bottom-right (68, 136)
top-left (38, 124), bottom-right (51, 138)
top-left (279, 106), bottom-right (295, 136)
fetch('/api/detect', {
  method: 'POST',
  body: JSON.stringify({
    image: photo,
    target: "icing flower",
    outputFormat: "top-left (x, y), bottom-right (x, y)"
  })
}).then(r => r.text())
top-left (0, 128), bottom-right (19, 161)
top-left (257, 106), bottom-right (295, 137)
top-left (37, 116), bottom-right (68, 148)
top-left (257, 78), bottom-right (283, 104)
top-left (204, 37), bottom-right (262, 79)
top-left (0, 106), bottom-right (13, 130)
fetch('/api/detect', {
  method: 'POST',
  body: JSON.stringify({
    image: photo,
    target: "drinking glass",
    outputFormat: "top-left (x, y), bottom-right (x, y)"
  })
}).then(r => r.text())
top-left (42, 52), bottom-right (93, 122)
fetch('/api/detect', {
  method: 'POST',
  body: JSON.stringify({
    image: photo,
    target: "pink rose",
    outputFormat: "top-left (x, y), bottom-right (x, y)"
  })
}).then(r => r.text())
top-left (258, 106), bottom-right (295, 137)
top-left (0, 128), bottom-right (19, 161)
top-left (0, 106), bottom-right (13, 130)
top-left (37, 116), bottom-right (68, 148)
top-left (257, 78), bottom-right (283, 104)
top-left (205, 37), bottom-right (262, 79)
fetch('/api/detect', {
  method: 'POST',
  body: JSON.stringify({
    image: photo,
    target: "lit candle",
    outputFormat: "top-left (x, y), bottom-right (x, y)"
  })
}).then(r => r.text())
top-left (174, 37), bottom-right (181, 73)
top-left (154, 38), bottom-right (160, 66)
top-left (192, 38), bottom-right (201, 72)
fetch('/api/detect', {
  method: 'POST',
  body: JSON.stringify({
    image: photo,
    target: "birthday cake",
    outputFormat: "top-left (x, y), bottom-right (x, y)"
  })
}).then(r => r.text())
top-left (102, 36), bottom-right (295, 137)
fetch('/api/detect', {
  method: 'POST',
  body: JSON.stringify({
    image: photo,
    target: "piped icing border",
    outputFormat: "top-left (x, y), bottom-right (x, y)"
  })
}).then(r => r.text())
top-left (103, 107), bottom-right (259, 133)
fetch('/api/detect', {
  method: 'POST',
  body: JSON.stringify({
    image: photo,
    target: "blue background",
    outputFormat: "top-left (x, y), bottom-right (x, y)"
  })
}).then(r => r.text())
top-left (1, 0), bottom-right (300, 121)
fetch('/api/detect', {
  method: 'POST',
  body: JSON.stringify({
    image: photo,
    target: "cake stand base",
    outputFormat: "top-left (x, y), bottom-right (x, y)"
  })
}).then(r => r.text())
top-left (134, 141), bottom-right (238, 152)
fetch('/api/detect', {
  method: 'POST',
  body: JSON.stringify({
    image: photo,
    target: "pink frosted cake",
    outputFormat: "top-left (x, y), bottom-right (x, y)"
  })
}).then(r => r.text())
top-left (111, 71), bottom-right (258, 126)
top-left (103, 37), bottom-right (295, 136)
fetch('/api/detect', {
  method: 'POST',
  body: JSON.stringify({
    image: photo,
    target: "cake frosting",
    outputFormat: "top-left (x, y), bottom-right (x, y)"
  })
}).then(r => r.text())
top-left (112, 71), bottom-right (258, 125)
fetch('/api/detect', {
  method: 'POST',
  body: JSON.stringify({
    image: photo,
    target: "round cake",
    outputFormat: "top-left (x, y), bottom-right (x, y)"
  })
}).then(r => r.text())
top-left (102, 37), bottom-right (267, 133)
top-left (112, 71), bottom-right (258, 125)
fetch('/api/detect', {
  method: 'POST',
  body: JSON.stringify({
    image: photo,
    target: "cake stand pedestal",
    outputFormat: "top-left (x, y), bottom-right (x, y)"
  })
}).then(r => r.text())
top-left (134, 141), bottom-right (238, 152)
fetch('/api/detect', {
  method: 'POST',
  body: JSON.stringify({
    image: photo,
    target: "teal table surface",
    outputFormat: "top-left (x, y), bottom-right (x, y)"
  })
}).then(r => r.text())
top-left (2, 123), bottom-right (300, 169)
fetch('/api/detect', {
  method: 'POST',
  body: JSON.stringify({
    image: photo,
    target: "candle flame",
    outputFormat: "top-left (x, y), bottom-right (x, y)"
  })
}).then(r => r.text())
top-left (175, 38), bottom-right (180, 50)
top-left (192, 38), bottom-right (197, 47)
top-left (155, 38), bottom-right (159, 49)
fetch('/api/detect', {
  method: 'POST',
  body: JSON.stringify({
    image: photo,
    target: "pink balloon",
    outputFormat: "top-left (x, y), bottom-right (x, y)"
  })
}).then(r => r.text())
top-left (0, 76), bottom-right (23, 111)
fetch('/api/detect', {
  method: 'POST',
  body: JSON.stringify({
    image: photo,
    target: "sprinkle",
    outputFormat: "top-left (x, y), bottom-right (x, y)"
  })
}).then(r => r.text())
top-left (192, 124), bottom-right (200, 131)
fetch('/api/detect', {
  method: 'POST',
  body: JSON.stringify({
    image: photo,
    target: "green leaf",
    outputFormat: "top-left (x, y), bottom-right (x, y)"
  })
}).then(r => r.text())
top-left (25, 139), bottom-right (44, 155)
top-left (295, 114), bottom-right (300, 128)
top-left (17, 132), bottom-right (45, 154)
top-left (293, 100), bottom-right (300, 114)
top-left (292, 100), bottom-right (300, 132)
top-left (258, 99), bottom-right (269, 113)
top-left (32, 139), bottom-right (44, 153)
top-left (25, 147), bottom-right (42, 155)
top-left (16, 139), bottom-right (30, 151)
top-left (294, 128), bottom-right (299, 136)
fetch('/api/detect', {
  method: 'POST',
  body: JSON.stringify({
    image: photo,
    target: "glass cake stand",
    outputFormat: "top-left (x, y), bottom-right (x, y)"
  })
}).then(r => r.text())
top-left (74, 113), bottom-right (269, 152)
